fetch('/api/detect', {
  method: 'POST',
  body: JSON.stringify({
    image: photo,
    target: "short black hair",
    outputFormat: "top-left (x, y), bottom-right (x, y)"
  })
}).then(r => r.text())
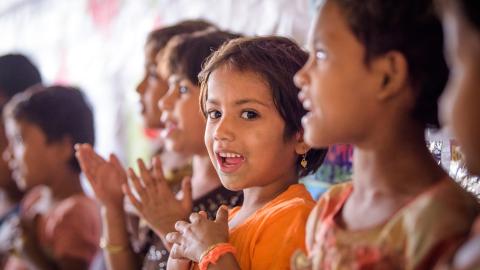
top-left (162, 30), bottom-right (242, 85)
top-left (199, 36), bottom-right (328, 177)
top-left (328, 0), bottom-right (449, 128)
top-left (0, 54), bottom-right (42, 101)
top-left (146, 19), bottom-right (217, 58)
top-left (4, 85), bottom-right (95, 172)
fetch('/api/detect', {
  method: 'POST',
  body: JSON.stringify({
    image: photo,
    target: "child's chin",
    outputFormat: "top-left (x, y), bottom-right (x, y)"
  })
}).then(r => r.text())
top-left (219, 178), bottom-right (243, 192)
top-left (304, 128), bottom-right (329, 148)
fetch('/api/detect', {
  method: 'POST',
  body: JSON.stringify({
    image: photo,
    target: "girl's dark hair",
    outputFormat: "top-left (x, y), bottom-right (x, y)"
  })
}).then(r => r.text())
top-left (162, 30), bottom-right (243, 85)
top-left (4, 85), bottom-right (95, 173)
top-left (0, 54), bottom-right (42, 100)
top-left (199, 36), bottom-right (328, 177)
top-left (146, 19), bottom-right (217, 58)
top-left (328, 0), bottom-right (449, 128)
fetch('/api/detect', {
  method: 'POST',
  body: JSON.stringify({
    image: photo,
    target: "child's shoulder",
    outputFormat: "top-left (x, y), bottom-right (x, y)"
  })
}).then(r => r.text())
top-left (50, 194), bottom-right (99, 223)
top-left (311, 181), bottom-right (353, 219)
top-left (402, 178), bottom-right (480, 230)
top-left (266, 184), bottom-right (316, 216)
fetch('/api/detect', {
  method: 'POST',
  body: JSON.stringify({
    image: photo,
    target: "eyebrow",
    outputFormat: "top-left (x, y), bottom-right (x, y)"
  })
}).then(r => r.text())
top-left (206, 98), bottom-right (270, 108)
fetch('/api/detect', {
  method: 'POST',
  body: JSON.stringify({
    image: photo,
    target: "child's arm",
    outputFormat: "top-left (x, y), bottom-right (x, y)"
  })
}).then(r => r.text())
top-left (75, 144), bottom-right (140, 270)
top-left (122, 156), bottom-right (193, 245)
top-left (166, 207), bottom-right (241, 270)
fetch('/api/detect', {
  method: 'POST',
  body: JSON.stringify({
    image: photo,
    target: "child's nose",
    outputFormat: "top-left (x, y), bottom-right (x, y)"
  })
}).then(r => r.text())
top-left (158, 88), bottom-right (175, 111)
top-left (294, 67), bottom-right (308, 89)
top-left (213, 117), bottom-right (235, 142)
top-left (136, 77), bottom-right (148, 94)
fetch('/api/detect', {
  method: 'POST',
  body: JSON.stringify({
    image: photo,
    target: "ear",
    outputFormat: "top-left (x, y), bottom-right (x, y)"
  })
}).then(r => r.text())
top-left (53, 136), bottom-right (74, 163)
top-left (294, 130), bottom-right (311, 155)
top-left (372, 51), bottom-right (408, 101)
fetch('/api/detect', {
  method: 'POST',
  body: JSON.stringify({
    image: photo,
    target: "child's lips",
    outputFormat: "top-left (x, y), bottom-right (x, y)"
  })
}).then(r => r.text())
top-left (160, 121), bottom-right (178, 138)
top-left (301, 112), bottom-right (314, 128)
top-left (215, 151), bottom-right (246, 173)
top-left (298, 89), bottom-right (311, 111)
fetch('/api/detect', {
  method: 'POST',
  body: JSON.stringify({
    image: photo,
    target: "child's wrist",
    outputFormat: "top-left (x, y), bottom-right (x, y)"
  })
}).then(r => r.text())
top-left (99, 237), bottom-right (129, 254)
top-left (198, 243), bottom-right (236, 270)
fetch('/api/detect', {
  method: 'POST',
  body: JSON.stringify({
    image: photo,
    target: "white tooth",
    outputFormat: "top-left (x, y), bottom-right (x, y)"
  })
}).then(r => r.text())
top-left (227, 153), bottom-right (233, 158)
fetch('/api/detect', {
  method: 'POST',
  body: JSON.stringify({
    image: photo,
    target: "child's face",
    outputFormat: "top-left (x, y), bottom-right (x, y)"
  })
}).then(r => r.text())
top-left (204, 66), bottom-right (300, 191)
top-left (294, 1), bottom-right (385, 148)
top-left (439, 5), bottom-right (480, 175)
top-left (158, 75), bottom-right (206, 155)
top-left (0, 120), bottom-right (14, 188)
top-left (136, 43), bottom-right (168, 129)
top-left (3, 119), bottom-right (58, 191)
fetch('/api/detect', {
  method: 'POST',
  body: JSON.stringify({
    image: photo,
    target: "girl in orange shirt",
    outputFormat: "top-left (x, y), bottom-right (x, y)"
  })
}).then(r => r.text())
top-left (165, 36), bottom-right (328, 270)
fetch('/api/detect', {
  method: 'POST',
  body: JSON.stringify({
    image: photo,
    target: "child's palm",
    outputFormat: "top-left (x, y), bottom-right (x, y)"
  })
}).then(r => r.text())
top-left (123, 157), bottom-right (192, 236)
top-left (75, 144), bottom-right (126, 208)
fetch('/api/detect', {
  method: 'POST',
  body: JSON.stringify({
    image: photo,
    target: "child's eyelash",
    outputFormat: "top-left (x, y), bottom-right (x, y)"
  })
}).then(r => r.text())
top-left (241, 110), bottom-right (260, 120)
top-left (206, 109), bottom-right (221, 120)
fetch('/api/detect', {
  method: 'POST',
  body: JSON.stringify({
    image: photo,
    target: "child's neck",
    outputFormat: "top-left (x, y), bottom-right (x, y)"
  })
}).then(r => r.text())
top-left (339, 123), bottom-right (447, 231)
top-left (48, 169), bottom-right (84, 201)
top-left (242, 169), bottom-right (298, 211)
top-left (190, 154), bottom-right (222, 200)
top-left (352, 126), bottom-right (445, 196)
top-left (229, 170), bottom-right (298, 230)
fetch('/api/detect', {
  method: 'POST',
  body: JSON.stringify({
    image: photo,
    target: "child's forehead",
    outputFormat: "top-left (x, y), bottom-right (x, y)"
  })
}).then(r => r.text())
top-left (207, 67), bottom-right (274, 104)
top-left (311, 2), bottom-right (350, 44)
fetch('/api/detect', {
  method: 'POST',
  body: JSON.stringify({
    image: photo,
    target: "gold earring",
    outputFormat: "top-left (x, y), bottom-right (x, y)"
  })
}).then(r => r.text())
top-left (301, 153), bottom-right (308, 168)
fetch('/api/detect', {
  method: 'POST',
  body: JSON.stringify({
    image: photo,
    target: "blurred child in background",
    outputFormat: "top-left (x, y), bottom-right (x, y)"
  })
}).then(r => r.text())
top-left (3, 85), bottom-right (100, 270)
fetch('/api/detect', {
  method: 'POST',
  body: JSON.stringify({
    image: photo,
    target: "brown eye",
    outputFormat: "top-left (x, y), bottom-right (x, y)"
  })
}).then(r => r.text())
top-left (179, 86), bottom-right (189, 94)
top-left (241, 110), bottom-right (258, 120)
top-left (315, 49), bottom-right (327, 60)
top-left (207, 110), bottom-right (221, 120)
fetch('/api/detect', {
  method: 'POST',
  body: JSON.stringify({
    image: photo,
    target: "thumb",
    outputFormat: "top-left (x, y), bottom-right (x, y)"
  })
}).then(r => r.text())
top-left (180, 176), bottom-right (192, 211)
top-left (215, 205), bottom-right (229, 225)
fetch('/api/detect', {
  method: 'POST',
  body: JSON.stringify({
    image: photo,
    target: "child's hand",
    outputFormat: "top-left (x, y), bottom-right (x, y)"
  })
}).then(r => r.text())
top-left (166, 257), bottom-right (191, 270)
top-left (75, 143), bottom-right (126, 209)
top-left (166, 206), bottom-right (230, 262)
top-left (123, 156), bottom-right (193, 237)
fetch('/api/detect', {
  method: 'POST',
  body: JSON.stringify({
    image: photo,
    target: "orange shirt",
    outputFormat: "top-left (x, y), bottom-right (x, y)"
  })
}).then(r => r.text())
top-left (227, 184), bottom-right (314, 269)
top-left (191, 184), bottom-right (314, 270)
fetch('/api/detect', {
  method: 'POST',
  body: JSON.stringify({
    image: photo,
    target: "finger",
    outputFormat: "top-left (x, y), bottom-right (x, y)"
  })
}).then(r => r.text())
top-left (170, 243), bottom-right (186, 260)
top-left (75, 144), bottom-right (97, 180)
top-left (174, 220), bottom-right (190, 234)
top-left (215, 205), bottom-right (229, 224)
top-left (189, 212), bottom-right (202, 224)
top-left (137, 159), bottom-right (156, 189)
top-left (180, 176), bottom-right (193, 211)
top-left (76, 144), bottom-right (105, 183)
top-left (152, 155), bottom-right (167, 186)
top-left (165, 232), bottom-right (183, 244)
top-left (122, 184), bottom-right (142, 211)
top-left (198, 211), bottom-right (208, 219)
top-left (110, 154), bottom-right (126, 177)
top-left (127, 168), bottom-right (147, 199)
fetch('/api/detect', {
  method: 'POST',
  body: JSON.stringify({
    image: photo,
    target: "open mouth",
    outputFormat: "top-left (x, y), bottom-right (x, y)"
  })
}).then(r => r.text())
top-left (215, 151), bottom-right (245, 173)
top-left (160, 121), bottom-right (178, 138)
